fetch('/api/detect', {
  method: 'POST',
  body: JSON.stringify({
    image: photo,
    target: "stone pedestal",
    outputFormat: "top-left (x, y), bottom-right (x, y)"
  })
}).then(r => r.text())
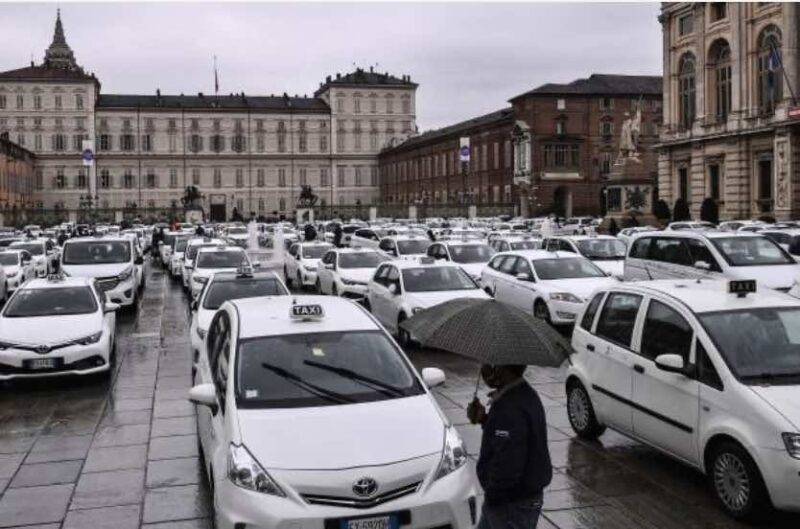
top-left (369, 207), bottom-right (377, 222)
top-left (185, 208), bottom-right (204, 224)
top-left (295, 208), bottom-right (314, 224)
top-left (408, 205), bottom-right (417, 220)
top-left (468, 205), bottom-right (477, 219)
top-left (605, 156), bottom-right (657, 227)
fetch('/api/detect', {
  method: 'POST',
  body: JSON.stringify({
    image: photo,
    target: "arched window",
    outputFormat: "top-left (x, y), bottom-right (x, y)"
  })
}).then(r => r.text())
top-left (278, 197), bottom-right (286, 211)
top-left (708, 40), bottom-right (731, 120)
top-left (757, 25), bottom-right (783, 113)
top-left (678, 53), bottom-right (696, 128)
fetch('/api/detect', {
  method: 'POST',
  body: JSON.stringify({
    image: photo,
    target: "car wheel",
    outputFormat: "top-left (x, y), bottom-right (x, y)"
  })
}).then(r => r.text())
top-left (332, 283), bottom-right (338, 296)
top-left (566, 380), bottom-right (605, 440)
top-left (709, 441), bottom-right (771, 520)
top-left (534, 300), bottom-right (551, 323)
top-left (397, 313), bottom-right (413, 349)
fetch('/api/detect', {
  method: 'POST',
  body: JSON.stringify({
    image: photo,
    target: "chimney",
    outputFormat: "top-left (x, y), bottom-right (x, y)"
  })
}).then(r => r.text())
top-left (369, 65), bottom-right (373, 73)
top-left (156, 88), bottom-right (161, 97)
top-left (336, 73), bottom-right (341, 80)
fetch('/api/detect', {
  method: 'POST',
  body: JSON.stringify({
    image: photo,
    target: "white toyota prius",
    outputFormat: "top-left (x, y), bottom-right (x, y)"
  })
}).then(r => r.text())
top-left (189, 295), bottom-right (477, 529)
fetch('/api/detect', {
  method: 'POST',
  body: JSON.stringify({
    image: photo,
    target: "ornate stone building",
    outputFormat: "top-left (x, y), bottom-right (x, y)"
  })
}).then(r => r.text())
top-left (0, 11), bottom-right (417, 220)
top-left (0, 135), bottom-right (36, 220)
top-left (658, 2), bottom-right (800, 220)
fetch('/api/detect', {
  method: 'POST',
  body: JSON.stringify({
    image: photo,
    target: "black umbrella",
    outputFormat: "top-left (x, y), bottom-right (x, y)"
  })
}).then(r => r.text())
top-left (400, 298), bottom-right (571, 367)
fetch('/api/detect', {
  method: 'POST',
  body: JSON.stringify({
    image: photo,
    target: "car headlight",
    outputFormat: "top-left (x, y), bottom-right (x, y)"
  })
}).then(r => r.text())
top-left (73, 331), bottom-right (103, 346)
top-left (549, 292), bottom-right (582, 303)
top-left (341, 277), bottom-right (366, 286)
top-left (228, 443), bottom-right (285, 496)
top-left (118, 266), bottom-right (133, 281)
top-left (433, 426), bottom-right (468, 481)
top-left (412, 306), bottom-right (425, 314)
top-left (193, 276), bottom-right (208, 284)
top-left (196, 327), bottom-right (206, 340)
top-left (6, 271), bottom-right (17, 278)
top-left (782, 433), bottom-right (800, 459)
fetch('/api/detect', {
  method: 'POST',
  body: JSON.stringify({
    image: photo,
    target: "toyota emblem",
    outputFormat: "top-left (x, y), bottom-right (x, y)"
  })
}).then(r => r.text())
top-left (352, 477), bottom-right (378, 498)
top-left (35, 345), bottom-right (50, 355)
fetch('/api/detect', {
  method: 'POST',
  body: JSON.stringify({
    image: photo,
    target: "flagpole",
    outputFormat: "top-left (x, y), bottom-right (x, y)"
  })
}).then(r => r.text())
top-left (770, 41), bottom-right (797, 106)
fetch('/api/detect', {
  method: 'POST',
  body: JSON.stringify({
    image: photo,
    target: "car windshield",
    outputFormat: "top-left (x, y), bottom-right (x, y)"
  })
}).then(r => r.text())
top-left (63, 241), bottom-right (130, 264)
top-left (339, 252), bottom-right (385, 269)
top-left (226, 227), bottom-right (247, 235)
top-left (236, 331), bottom-right (423, 408)
top-left (448, 244), bottom-right (494, 263)
top-left (301, 245), bottom-right (330, 259)
top-left (577, 239), bottom-right (626, 259)
top-left (10, 243), bottom-right (43, 256)
top-left (4, 287), bottom-right (97, 317)
top-left (196, 251), bottom-right (245, 269)
top-left (163, 234), bottom-right (175, 245)
top-left (402, 266), bottom-right (477, 292)
top-left (700, 307), bottom-right (800, 382)
top-left (710, 236), bottom-right (794, 266)
top-left (202, 278), bottom-right (287, 310)
top-left (0, 254), bottom-right (19, 265)
top-left (510, 240), bottom-right (540, 250)
top-left (397, 240), bottom-right (431, 255)
top-left (174, 238), bottom-right (189, 252)
top-left (0, 239), bottom-right (20, 248)
top-left (533, 258), bottom-right (606, 280)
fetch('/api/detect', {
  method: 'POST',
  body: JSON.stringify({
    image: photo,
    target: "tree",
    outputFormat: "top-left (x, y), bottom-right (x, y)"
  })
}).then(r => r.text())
top-left (700, 197), bottom-right (719, 224)
top-left (653, 199), bottom-right (671, 222)
top-left (673, 198), bottom-right (691, 221)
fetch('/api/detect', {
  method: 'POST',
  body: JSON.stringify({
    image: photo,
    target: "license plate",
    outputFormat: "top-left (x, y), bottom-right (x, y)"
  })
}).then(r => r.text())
top-left (343, 516), bottom-right (396, 529)
top-left (28, 358), bottom-right (56, 370)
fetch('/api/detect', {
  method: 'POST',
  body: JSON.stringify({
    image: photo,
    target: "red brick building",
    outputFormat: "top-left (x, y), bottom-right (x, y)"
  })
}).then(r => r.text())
top-left (379, 74), bottom-right (662, 217)
top-left (510, 74), bottom-right (662, 217)
top-left (0, 134), bottom-right (36, 212)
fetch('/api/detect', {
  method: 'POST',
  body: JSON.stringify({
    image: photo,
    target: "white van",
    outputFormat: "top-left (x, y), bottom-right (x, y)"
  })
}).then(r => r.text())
top-left (624, 231), bottom-right (800, 293)
top-left (61, 236), bottom-right (142, 308)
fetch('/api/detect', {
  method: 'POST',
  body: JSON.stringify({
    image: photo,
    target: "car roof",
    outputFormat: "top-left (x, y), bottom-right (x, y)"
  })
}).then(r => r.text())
top-left (614, 279), bottom-right (800, 314)
top-left (329, 247), bottom-right (380, 254)
top-left (389, 258), bottom-right (461, 270)
top-left (197, 245), bottom-right (244, 253)
top-left (441, 240), bottom-right (489, 246)
top-left (555, 235), bottom-right (617, 241)
top-left (65, 236), bottom-right (130, 243)
top-left (630, 230), bottom-right (765, 241)
top-left (209, 270), bottom-right (284, 283)
top-left (232, 295), bottom-right (379, 338)
top-left (495, 249), bottom-right (577, 260)
top-left (9, 239), bottom-right (45, 245)
top-left (761, 228), bottom-right (800, 235)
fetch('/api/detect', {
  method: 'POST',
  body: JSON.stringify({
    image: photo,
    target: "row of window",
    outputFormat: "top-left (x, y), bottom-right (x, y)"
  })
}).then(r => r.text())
top-left (0, 93), bottom-right (84, 110)
top-left (335, 97), bottom-right (411, 115)
top-left (387, 141), bottom-right (513, 181)
top-left (0, 116), bottom-right (86, 130)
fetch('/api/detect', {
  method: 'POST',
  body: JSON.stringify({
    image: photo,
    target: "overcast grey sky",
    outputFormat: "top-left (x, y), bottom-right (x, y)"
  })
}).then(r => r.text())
top-left (1, 2), bottom-right (662, 130)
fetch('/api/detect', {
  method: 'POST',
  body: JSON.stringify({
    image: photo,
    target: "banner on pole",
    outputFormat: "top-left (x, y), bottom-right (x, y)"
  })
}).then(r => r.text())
top-left (459, 137), bottom-right (470, 163)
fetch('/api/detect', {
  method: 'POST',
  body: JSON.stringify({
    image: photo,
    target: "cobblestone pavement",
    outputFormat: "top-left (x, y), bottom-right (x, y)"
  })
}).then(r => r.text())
top-left (0, 262), bottom-right (798, 529)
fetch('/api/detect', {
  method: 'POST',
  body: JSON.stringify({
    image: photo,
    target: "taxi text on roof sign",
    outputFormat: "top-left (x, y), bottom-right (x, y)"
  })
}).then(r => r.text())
top-left (291, 304), bottom-right (325, 320)
top-left (729, 279), bottom-right (757, 297)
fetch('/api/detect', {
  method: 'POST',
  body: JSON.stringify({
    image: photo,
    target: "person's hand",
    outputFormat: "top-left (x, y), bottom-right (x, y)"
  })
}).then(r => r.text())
top-left (467, 397), bottom-right (487, 425)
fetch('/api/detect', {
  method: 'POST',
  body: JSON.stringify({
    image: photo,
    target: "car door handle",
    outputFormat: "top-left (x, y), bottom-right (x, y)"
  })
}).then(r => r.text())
top-left (586, 344), bottom-right (595, 352)
top-left (633, 364), bottom-right (645, 374)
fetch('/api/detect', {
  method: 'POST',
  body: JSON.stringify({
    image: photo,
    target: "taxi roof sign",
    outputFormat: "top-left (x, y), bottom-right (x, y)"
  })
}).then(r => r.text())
top-left (729, 279), bottom-right (757, 297)
top-left (291, 304), bottom-right (325, 321)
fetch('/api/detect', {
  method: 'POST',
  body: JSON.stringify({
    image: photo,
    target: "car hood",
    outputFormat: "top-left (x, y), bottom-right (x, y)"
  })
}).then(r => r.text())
top-left (544, 277), bottom-right (618, 300)
top-left (589, 259), bottom-right (625, 277)
top-left (238, 395), bottom-right (444, 470)
top-left (456, 262), bottom-right (488, 277)
top-left (338, 268), bottom-right (374, 283)
top-left (726, 265), bottom-right (800, 290)
top-left (406, 289), bottom-right (489, 309)
top-left (0, 313), bottom-right (100, 345)
top-left (750, 385), bottom-right (800, 430)
top-left (62, 263), bottom-right (129, 278)
top-left (194, 267), bottom-right (238, 277)
top-left (301, 258), bottom-right (322, 269)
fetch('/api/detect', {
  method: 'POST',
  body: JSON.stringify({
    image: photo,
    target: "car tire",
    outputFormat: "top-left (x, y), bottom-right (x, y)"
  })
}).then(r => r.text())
top-left (708, 441), bottom-right (771, 520)
top-left (397, 313), bottom-right (413, 349)
top-left (534, 300), bottom-right (551, 323)
top-left (315, 278), bottom-right (322, 293)
top-left (566, 380), bottom-right (605, 440)
top-left (332, 283), bottom-right (338, 296)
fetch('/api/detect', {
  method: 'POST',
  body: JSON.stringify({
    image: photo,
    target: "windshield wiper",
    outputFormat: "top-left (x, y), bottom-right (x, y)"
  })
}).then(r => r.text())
top-left (303, 360), bottom-right (407, 397)
top-left (260, 362), bottom-right (354, 404)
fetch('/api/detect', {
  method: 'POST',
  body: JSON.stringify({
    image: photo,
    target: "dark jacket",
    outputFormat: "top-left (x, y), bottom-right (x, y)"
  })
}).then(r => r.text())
top-left (476, 380), bottom-right (552, 506)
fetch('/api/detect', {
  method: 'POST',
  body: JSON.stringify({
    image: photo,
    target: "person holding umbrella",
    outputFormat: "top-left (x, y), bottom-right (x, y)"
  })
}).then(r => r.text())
top-left (468, 365), bottom-right (552, 529)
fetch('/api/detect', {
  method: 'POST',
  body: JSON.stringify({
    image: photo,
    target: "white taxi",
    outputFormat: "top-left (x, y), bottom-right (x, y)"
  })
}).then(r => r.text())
top-left (366, 258), bottom-right (489, 346)
top-left (189, 296), bottom-right (476, 529)
top-left (377, 236), bottom-right (433, 261)
top-left (189, 269), bottom-right (288, 375)
top-left (182, 238), bottom-right (225, 290)
top-left (425, 241), bottom-right (495, 285)
top-left (317, 248), bottom-right (385, 299)
top-left (190, 246), bottom-right (250, 298)
top-left (9, 238), bottom-right (57, 277)
top-left (284, 242), bottom-right (333, 289)
top-left (0, 275), bottom-right (118, 380)
top-left (482, 250), bottom-right (616, 325)
top-left (543, 235), bottom-right (626, 277)
top-left (0, 249), bottom-right (34, 293)
top-left (566, 279), bottom-right (800, 519)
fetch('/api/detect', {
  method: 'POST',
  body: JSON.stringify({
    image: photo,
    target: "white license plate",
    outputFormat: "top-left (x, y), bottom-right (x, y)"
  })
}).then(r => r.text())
top-left (29, 358), bottom-right (56, 370)
top-left (346, 516), bottom-right (392, 529)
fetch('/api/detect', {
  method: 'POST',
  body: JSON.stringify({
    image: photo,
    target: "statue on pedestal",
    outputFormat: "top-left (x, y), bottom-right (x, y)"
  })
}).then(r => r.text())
top-left (617, 99), bottom-right (642, 163)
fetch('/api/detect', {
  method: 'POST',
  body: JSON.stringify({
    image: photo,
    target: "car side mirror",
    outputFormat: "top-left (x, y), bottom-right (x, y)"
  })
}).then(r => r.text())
top-left (103, 302), bottom-right (120, 313)
top-left (295, 254), bottom-right (301, 260)
top-left (190, 300), bottom-right (198, 312)
top-left (134, 256), bottom-right (144, 265)
top-left (421, 367), bottom-right (446, 389)
top-left (188, 383), bottom-right (218, 415)
top-left (655, 354), bottom-right (686, 375)
top-left (694, 261), bottom-right (711, 271)
top-left (516, 273), bottom-right (533, 282)
top-left (388, 283), bottom-right (398, 295)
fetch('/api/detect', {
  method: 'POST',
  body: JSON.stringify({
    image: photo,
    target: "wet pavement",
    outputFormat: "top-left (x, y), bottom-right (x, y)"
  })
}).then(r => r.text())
top-left (0, 261), bottom-right (798, 529)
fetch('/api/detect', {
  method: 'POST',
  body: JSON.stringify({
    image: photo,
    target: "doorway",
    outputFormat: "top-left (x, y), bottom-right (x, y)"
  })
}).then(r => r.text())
top-left (553, 186), bottom-right (572, 218)
top-left (757, 157), bottom-right (773, 213)
top-left (209, 194), bottom-right (227, 222)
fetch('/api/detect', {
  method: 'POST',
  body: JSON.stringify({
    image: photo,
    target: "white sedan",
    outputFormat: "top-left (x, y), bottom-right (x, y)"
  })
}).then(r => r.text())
top-left (284, 242), bottom-right (333, 289)
top-left (482, 250), bottom-right (617, 325)
top-left (316, 248), bottom-right (385, 299)
top-left (425, 241), bottom-right (496, 285)
top-left (366, 258), bottom-right (489, 346)
top-left (189, 295), bottom-right (476, 529)
top-left (0, 276), bottom-right (118, 380)
top-left (189, 246), bottom-right (250, 298)
top-left (0, 250), bottom-right (33, 293)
